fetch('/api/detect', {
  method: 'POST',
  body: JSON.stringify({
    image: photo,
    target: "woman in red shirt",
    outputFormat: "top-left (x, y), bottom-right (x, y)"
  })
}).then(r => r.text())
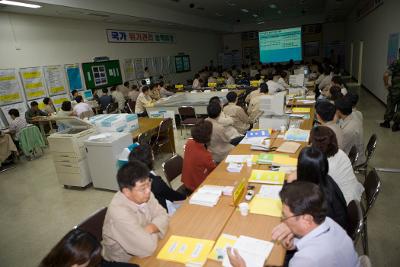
top-left (181, 120), bottom-right (216, 192)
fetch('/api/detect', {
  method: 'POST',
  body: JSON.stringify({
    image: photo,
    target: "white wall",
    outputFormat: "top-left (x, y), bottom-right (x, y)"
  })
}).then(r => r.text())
top-left (345, 0), bottom-right (400, 103)
top-left (0, 12), bottom-right (222, 83)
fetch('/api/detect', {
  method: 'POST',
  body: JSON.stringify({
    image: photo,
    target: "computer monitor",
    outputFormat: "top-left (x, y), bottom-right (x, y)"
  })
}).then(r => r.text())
top-left (82, 90), bottom-right (94, 101)
top-left (258, 92), bottom-right (286, 116)
top-left (145, 78), bottom-right (151, 85)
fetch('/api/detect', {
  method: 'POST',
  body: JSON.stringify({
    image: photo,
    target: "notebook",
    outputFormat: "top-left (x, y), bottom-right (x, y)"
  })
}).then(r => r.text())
top-left (276, 141), bottom-right (301, 154)
top-left (272, 155), bottom-right (298, 167)
top-left (249, 196), bottom-right (283, 217)
top-left (222, 235), bottom-right (274, 267)
top-left (292, 107), bottom-right (311, 113)
top-left (248, 170), bottom-right (285, 185)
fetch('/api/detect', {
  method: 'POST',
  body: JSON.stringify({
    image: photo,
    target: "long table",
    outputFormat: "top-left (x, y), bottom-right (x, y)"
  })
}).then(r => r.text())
top-left (131, 108), bottom-right (314, 267)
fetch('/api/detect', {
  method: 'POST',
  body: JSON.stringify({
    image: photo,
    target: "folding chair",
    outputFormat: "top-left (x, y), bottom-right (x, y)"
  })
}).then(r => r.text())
top-left (346, 200), bottom-right (364, 244)
top-left (348, 145), bottom-right (359, 169)
top-left (356, 134), bottom-right (377, 176)
top-left (152, 118), bottom-right (174, 154)
top-left (162, 154), bottom-right (189, 195)
top-left (178, 106), bottom-right (202, 136)
top-left (74, 207), bottom-right (107, 242)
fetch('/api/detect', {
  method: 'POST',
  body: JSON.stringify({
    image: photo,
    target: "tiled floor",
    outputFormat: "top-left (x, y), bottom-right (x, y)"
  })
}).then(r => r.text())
top-left (0, 86), bottom-right (399, 267)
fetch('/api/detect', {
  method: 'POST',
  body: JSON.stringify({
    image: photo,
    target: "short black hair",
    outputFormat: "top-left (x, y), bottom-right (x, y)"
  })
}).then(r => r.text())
top-left (329, 85), bottom-right (343, 101)
top-left (191, 120), bottom-right (212, 144)
top-left (310, 126), bottom-right (339, 157)
top-left (267, 74), bottom-right (274, 81)
top-left (346, 92), bottom-right (359, 108)
top-left (207, 102), bottom-right (221, 119)
top-left (43, 97), bottom-right (51, 105)
top-left (117, 160), bottom-right (150, 191)
top-left (226, 91), bottom-right (237, 103)
top-left (102, 88), bottom-right (108, 94)
top-left (8, 109), bottom-right (19, 117)
top-left (316, 101), bottom-right (336, 122)
top-left (280, 71), bottom-right (287, 78)
top-left (209, 96), bottom-right (221, 105)
top-left (335, 97), bottom-right (352, 115)
top-left (61, 101), bottom-right (72, 112)
top-left (124, 81), bottom-right (129, 87)
top-left (141, 80), bottom-right (147, 85)
top-left (75, 95), bottom-right (83, 103)
top-left (110, 86), bottom-right (116, 92)
top-left (158, 81), bottom-right (164, 87)
top-left (280, 181), bottom-right (327, 225)
top-left (260, 82), bottom-right (269, 93)
top-left (128, 144), bottom-right (153, 170)
top-left (31, 101), bottom-right (39, 107)
top-left (142, 86), bottom-right (149, 93)
top-left (331, 75), bottom-right (343, 85)
top-left (71, 90), bottom-right (78, 96)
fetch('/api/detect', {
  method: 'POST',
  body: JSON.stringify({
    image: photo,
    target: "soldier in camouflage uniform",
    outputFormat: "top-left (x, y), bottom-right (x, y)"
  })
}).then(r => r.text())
top-left (380, 59), bottom-right (400, 132)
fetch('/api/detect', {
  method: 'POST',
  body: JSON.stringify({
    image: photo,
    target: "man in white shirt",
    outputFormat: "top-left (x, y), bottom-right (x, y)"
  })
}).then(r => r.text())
top-left (6, 109), bottom-right (28, 141)
top-left (318, 69), bottom-right (334, 91)
top-left (227, 181), bottom-right (360, 267)
top-left (117, 82), bottom-right (130, 99)
top-left (335, 97), bottom-right (365, 165)
top-left (223, 92), bottom-right (250, 134)
top-left (192, 74), bottom-right (202, 89)
top-left (73, 96), bottom-right (93, 117)
top-left (226, 71), bottom-right (235, 85)
top-left (315, 101), bottom-right (344, 150)
top-left (135, 86), bottom-right (154, 116)
top-left (266, 74), bottom-right (285, 94)
top-left (277, 71), bottom-right (290, 89)
top-left (248, 83), bottom-right (269, 123)
top-left (111, 86), bottom-right (126, 112)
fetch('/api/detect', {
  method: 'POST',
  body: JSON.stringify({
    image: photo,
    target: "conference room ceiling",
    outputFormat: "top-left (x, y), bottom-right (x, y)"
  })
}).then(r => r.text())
top-left (0, 0), bottom-right (358, 32)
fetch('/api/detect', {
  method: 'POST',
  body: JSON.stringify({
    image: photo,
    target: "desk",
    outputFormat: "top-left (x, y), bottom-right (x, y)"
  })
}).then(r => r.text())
top-left (131, 118), bottom-right (175, 154)
top-left (31, 116), bottom-right (55, 144)
top-left (131, 109), bottom-right (314, 267)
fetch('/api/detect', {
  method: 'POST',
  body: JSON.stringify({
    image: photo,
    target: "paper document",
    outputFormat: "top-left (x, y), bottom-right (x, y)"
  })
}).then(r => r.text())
top-left (208, 234), bottom-right (238, 261)
top-left (249, 196), bottom-right (283, 217)
top-left (157, 235), bottom-right (215, 265)
top-left (292, 107), bottom-right (311, 113)
top-left (284, 128), bottom-right (310, 142)
top-left (246, 129), bottom-right (271, 138)
top-left (225, 155), bottom-right (254, 163)
top-left (276, 141), bottom-right (301, 153)
top-left (240, 136), bottom-right (267, 145)
top-left (222, 235), bottom-right (274, 267)
top-left (258, 185), bottom-right (283, 199)
top-left (248, 170), bottom-right (285, 185)
top-left (227, 163), bottom-right (243, 173)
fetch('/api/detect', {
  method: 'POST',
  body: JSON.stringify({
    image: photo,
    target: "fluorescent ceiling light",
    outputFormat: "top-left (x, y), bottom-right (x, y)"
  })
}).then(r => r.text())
top-left (215, 12), bottom-right (223, 16)
top-left (257, 21), bottom-right (265, 24)
top-left (277, 10), bottom-right (282, 14)
top-left (253, 14), bottom-right (258, 17)
top-left (269, 4), bottom-right (277, 9)
top-left (0, 0), bottom-right (41, 8)
top-left (241, 8), bottom-right (249, 13)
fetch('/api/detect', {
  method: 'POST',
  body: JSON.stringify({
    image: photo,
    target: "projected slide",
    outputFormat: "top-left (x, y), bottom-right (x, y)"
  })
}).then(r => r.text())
top-left (259, 27), bottom-right (302, 63)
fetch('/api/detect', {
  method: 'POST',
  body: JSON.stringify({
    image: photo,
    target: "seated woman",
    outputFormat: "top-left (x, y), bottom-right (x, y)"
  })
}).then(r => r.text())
top-left (55, 101), bottom-right (75, 132)
top-left (205, 102), bottom-right (235, 163)
top-left (39, 228), bottom-right (138, 267)
top-left (288, 146), bottom-right (348, 229)
top-left (181, 120), bottom-right (216, 192)
top-left (128, 143), bottom-right (186, 211)
top-left (310, 126), bottom-right (364, 204)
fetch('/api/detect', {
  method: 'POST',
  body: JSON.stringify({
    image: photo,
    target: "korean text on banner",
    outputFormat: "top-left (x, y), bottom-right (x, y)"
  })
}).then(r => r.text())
top-left (20, 67), bottom-right (47, 100)
top-left (0, 69), bottom-right (23, 106)
top-left (44, 65), bottom-right (67, 96)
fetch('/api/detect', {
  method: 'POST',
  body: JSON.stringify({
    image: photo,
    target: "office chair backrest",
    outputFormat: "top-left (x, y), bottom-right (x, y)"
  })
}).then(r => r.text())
top-left (158, 118), bottom-right (172, 136)
top-left (178, 106), bottom-right (196, 118)
top-left (127, 100), bottom-right (136, 113)
top-left (75, 207), bottom-right (107, 242)
top-left (346, 200), bottom-right (363, 242)
top-left (365, 134), bottom-right (377, 162)
top-left (348, 145), bottom-right (359, 168)
top-left (18, 125), bottom-right (46, 156)
top-left (138, 131), bottom-right (152, 145)
top-left (162, 154), bottom-right (183, 187)
top-left (363, 168), bottom-right (381, 217)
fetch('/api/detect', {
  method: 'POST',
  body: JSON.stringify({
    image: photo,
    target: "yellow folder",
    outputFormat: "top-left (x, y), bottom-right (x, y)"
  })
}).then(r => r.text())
top-left (292, 107), bottom-right (311, 113)
top-left (248, 170), bottom-right (285, 185)
top-left (208, 233), bottom-right (238, 261)
top-left (272, 155), bottom-right (298, 166)
top-left (157, 235), bottom-right (215, 265)
top-left (249, 196), bottom-right (283, 217)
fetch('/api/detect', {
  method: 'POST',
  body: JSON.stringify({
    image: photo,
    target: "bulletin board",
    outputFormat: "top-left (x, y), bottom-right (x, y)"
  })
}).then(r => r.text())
top-left (81, 60), bottom-right (123, 89)
top-left (20, 67), bottom-right (48, 100)
top-left (65, 63), bottom-right (84, 92)
top-left (43, 65), bottom-right (68, 96)
top-left (0, 69), bottom-right (24, 106)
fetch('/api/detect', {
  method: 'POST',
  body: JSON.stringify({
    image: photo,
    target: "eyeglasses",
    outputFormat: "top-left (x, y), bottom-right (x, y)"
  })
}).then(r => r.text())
top-left (133, 178), bottom-right (152, 193)
top-left (281, 214), bottom-right (302, 222)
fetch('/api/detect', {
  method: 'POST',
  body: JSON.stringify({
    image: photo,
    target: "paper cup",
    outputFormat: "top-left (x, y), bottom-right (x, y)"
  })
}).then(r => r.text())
top-left (239, 202), bottom-right (249, 216)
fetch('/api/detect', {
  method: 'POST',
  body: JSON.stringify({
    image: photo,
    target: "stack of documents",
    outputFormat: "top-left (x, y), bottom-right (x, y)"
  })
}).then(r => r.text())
top-left (189, 185), bottom-right (223, 207)
top-left (225, 155), bottom-right (254, 163)
top-left (227, 163), bottom-right (243, 173)
top-left (258, 184), bottom-right (283, 199)
top-left (157, 235), bottom-right (215, 266)
top-left (222, 235), bottom-right (274, 267)
top-left (284, 128), bottom-right (310, 142)
top-left (248, 170), bottom-right (285, 185)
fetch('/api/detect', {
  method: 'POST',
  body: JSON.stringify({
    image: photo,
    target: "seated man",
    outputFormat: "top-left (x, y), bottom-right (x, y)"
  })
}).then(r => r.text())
top-left (7, 109), bottom-right (28, 142)
top-left (98, 88), bottom-right (113, 111)
top-left (158, 81), bottom-right (174, 98)
top-left (248, 83), bottom-right (269, 123)
top-left (227, 181), bottom-right (360, 267)
top-left (346, 92), bottom-right (363, 123)
top-left (102, 160), bottom-right (169, 262)
top-left (335, 97), bottom-right (365, 165)
top-left (110, 86), bottom-right (126, 112)
top-left (223, 92), bottom-right (250, 134)
top-left (315, 101), bottom-right (344, 150)
top-left (266, 74), bottom-right (284, 94)
top-left (25, 101), bottom-right (47, 123)
top-left (73, 96), bottom-right (93, 118)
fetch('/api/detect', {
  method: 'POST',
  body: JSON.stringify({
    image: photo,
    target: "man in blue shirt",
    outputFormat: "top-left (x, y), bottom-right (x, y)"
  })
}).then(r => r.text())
top-left (227, 181), bottom-right (360, 267)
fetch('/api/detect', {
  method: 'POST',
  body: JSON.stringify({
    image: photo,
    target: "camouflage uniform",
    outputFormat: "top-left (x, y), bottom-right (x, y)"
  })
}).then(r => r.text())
top-left (384, 66), bottom-right (400, 127)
